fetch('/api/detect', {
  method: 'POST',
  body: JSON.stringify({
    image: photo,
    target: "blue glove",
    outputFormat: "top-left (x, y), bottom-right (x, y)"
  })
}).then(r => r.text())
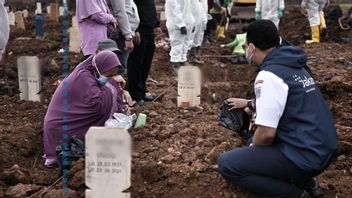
top-left (255, 11), bottom-right (261, 20)
top-left (278, 9), bottom-right (284, 18)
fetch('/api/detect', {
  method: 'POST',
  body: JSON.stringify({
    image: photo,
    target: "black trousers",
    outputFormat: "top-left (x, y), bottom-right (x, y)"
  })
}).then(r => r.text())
top-left (218, 145), bottom-right (329, 198)
top-left (127, 33), bottom-right (155, 101)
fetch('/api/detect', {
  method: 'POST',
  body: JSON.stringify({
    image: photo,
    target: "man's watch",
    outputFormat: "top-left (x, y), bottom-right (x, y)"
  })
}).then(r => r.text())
top-left (247, 100), bottom-right (254, 110)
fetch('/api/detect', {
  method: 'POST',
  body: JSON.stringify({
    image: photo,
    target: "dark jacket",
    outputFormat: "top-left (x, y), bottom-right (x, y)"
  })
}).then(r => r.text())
top-left (260, 46), bottom-right (338, 172)
top-left (134, 0), bottom-right (160, 35)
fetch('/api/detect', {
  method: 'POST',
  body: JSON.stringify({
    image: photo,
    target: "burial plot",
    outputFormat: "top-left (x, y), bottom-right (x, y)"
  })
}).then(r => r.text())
top-left (8, 12), bottom-right (15, 26)
top-left (15, 11), bottom-right (25, 30)
top-left (69, 17), bottom-right (81, 53)
top-left (85, 127), bottom-right (131, 198)
top-left (17, 56), bottom-right (41, 102)
top-left (177, 65), bottom-right (201, 108)
top-left (49, 3), bottom-right (59, 22)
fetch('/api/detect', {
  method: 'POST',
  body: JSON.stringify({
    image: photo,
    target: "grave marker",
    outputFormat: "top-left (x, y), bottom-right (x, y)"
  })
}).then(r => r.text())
top-left (177, 65), bottom-right (201, 108)
top-left (22, 9), bottom-right (28, 18)
top-left (160, 11), bottom-right (166, 21)
top-left (85, 127), bottom-right (131, 198)
top-left (8, 12), bottom-right (15, 26)
top-left (15, 11), bottom-right (25, 30)
top-left (69, 17), bottom-right (81, 53)
top-left (35, 2), bottom-right (42, 14)
top-left (17, 56), bottom-right (41, 102)
top-left (49, 3), bottom-right (59, 22)
top-left (46, 6), bottom-right (50, 14)
top-left (35, 13), bottom-right (45, 39)
top-left (59, 6), bottom-right (64, 16)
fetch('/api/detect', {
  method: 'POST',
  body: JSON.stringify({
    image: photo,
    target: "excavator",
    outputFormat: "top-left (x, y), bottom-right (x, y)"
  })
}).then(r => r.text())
top-left (230, 0), bottom-right (256, 20)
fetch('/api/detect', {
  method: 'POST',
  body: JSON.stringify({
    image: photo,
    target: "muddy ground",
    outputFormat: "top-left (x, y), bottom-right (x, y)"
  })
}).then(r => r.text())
top-left (0, 6), bottom-right (352, 198)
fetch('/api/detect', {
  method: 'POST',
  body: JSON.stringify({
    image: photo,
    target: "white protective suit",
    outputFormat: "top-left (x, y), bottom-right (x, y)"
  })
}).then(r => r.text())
top-left (0, 0), bottom-right (9, 59)
top-left (190, 0), bottom-right (208, 48)
top-left (255, 0), bottom-right (285, 28)
top-left (165, 0), bottom-right (195, 63)
top-left (304, 0), bottom-right (327, 26)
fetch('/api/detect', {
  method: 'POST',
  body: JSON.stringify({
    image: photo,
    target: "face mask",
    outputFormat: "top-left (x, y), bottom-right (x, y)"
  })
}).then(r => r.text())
top-left (92, 56), bottom-right (108, 86)
top-left (245, 43), bottom-right (255, 65)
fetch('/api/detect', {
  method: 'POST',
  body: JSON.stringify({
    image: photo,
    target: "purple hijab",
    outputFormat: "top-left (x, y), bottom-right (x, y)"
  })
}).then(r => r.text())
top-left (43, 51), bottom-right (124, 167)
top-left (76, 0), bottom-right (108, 22)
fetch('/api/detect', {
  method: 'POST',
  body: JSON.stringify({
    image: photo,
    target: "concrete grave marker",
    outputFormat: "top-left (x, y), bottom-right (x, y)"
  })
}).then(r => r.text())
top-left (177, 65), bottom-right (201, 108)
top-left (46, 6), bottom-right (50, 14)
top-left (17, 56), bottom-right (41, 102)
top-left (69, 16), bottom-right (81, 53)
top-left (160, 11), bottom-right (166, 21)
top-left (22, 9), bottom-right (28, 18)
top-left (8, 12), bottom-right (15, 26)
top-left (49, 3), bottom-right (59, 22)
top-left (59, 6), bottom-right (64, 16)
top-left (15, 11), bottom-right (26, 30)
top-left (85, 127), bottom-right (131, 198)
top-left (35, 2), bottom-right (42, 14)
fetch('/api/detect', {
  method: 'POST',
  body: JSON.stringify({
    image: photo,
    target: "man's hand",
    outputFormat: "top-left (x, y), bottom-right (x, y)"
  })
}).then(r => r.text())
top-left (112, 75), bottom-right (126, 88)
top-left (123, 90), bottom-right (135, 106)
top-left (180, 27), bottom-right (187, 35)
top-left (125, 39), bottom-right (134, 52)
top-left (227, 98), bottom-right (249, 110)
top-left (154, 27), bottom-right (162, 35)
top-left (134, 32), bottom-right (141, 46)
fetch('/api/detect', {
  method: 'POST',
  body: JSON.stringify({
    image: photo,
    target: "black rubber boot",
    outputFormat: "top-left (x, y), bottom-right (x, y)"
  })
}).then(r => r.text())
top-left (304, 179), bottom-right (324, 198)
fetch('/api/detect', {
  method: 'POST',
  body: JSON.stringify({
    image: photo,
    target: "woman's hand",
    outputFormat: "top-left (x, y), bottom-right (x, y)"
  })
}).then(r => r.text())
top-left (123, 90), bottom-right (135, 106)
top-left (227, 98), bottom-right (248, 110)
top-left (112, 75), bottom-right (126, 88)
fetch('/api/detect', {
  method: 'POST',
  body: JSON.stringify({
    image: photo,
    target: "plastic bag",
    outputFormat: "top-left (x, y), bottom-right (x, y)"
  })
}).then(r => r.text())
top-left (218, 100), bottom-right (250, 134)
top-left (104, 113), bottom-right (136, 129)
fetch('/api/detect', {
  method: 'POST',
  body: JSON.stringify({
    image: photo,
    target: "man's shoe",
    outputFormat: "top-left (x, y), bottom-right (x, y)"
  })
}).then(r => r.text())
top-left (135, 99), bottom-right (145, 107)
top-left (143, 95), bottom-right (156, 102)
top-left (301, 190), bottom-right (312, 198)
top-left (304, 179), bottom-right (324, 198)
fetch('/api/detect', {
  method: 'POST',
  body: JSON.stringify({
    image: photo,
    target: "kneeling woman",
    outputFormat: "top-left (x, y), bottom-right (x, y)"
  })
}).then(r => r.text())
top-left (43, 51), bottom-right (130, 167)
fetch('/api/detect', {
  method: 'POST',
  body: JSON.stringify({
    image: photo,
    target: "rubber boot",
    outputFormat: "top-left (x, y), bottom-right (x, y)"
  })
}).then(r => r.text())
top-left (319, 11), bottom-right (327, 37)
top-left (193, 47), bottom-right (204, 64)
top-left (171, 62), bottom-right (181, 75)
top-left (217, 26), bottom-right (226, 39)
top-left (305, 26), bottom-right (320, 44)
top-left (304, 179), bottom-right (324, 198)
top-left (188, 47), bottom-right (197, 64)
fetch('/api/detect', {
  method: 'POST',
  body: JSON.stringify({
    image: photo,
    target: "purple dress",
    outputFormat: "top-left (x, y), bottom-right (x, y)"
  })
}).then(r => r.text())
top-left (76, 0), bottom-right (115, 56)
top-left (43, 51), bottom-right (124, 167)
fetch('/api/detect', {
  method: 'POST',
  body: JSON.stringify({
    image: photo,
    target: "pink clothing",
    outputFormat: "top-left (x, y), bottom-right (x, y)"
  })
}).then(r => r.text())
top-left (76, 0), bottom-right (115, 56)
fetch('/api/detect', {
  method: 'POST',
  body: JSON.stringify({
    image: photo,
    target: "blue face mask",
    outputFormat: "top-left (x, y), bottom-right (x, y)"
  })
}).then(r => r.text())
top-left (92, 56), bottom-right (108, 86)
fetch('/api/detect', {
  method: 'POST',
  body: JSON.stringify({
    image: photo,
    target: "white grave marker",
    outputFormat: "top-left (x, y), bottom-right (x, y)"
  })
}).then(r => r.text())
top-left (69, 16), bottom-right (81, 53)
top-left (46, 6), bottom-right (50, 14)
top-left (15, 11), bottom-right (25, 30)
top-left (160, 11), bottom-right (166, 21)
top-left (59, 6), bottom-right (64, 16)
top-left (85, 127), bottom-right (131, 198)
top-left (8, 12), bottom-right (15, 26)
top-left (35, 2), bottom-right (42, 14)
top-left (22, 9), bottom-right (28, 18)
top-left (17, 56), bottom-right (41, 102)
top-left (177, 65), bottom-right (201, 108)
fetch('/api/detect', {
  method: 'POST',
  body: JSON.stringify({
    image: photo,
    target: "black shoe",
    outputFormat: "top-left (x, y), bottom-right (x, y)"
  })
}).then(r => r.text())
top-left (143, 95), bottom-right (156, 102)
top-left (135, 99), bottom-right (145, 107)
top-left (304, 179), bottom-right (324, 198)
top-left (301, 190), bottom-right (312, 198)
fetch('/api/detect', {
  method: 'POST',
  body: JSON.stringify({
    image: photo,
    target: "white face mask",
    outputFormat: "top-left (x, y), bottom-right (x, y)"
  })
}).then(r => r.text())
top-left (245, 43), bottom-right (255, 65)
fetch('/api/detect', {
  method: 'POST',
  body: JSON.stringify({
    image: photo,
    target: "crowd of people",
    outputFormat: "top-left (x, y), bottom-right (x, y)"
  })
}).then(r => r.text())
top-left (0, 0), bottom-right (342, 197)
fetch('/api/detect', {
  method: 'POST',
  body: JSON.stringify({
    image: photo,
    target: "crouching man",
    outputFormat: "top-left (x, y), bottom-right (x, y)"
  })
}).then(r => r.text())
top-left (218, 20), bottom-right (338, 198)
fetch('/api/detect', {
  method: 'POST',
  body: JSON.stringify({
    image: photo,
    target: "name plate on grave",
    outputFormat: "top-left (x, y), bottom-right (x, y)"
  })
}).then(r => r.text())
top-left (85, 127), bottom-right (131, 198)
top-left (17, 56), bottom-right (41, 102)
top-left (177, 65), bottom-right (201, 108)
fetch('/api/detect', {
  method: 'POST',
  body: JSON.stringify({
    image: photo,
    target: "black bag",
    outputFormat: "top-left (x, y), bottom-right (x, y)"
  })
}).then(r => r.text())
top-left (56, 136), bottom-right (85, 175)
top-left (218, 100), bottom-right (250, 134)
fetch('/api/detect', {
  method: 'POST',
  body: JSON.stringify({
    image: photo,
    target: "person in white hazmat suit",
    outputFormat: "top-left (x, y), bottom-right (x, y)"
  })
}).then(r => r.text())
top-left (255, 0), bottom-right (285, 29)
top-left (189, 0), bottom-right (208, 64)
top-left (0, 0), bottom-right (9, 63)
top-left (301, 0), bottom-right (327, 44)
top-left (165, 0), bottom-right (195, 74)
